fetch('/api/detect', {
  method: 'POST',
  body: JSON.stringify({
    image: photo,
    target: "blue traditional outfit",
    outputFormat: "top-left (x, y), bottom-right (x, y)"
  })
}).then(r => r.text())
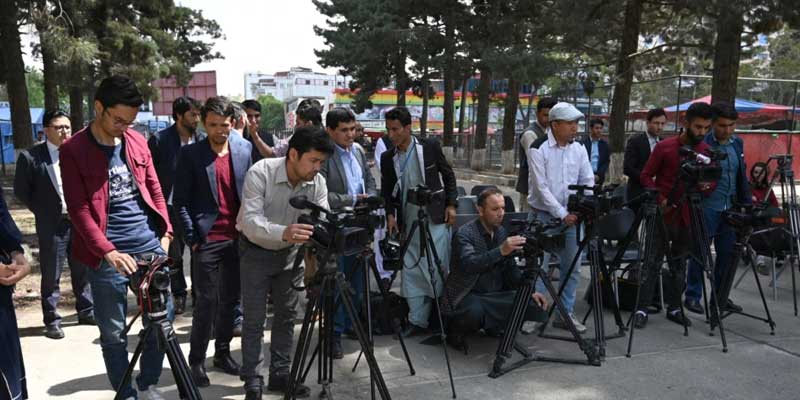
top-left (0, 190), bottom-right (27, 400)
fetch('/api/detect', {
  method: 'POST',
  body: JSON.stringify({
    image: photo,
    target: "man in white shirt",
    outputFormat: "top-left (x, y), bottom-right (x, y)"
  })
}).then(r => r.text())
top-left (527, 102), bottom-right (594, 333)
top-left (516, 97), bottom-right (557, 212)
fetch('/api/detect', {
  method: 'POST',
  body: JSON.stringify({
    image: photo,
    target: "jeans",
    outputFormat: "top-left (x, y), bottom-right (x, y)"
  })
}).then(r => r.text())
top-left (87, 253), bottom-right (174, 398)
top-left (334, 254), bottom-right (364, 335)
top-left (532, 210), bottom-right (582, 315)
top-left (686, 208), bottom-right (736, 302)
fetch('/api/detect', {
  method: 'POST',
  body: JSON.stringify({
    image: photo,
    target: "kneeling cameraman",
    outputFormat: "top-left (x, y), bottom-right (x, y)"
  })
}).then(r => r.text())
top-left (442, 188), bottom-right (547, 351)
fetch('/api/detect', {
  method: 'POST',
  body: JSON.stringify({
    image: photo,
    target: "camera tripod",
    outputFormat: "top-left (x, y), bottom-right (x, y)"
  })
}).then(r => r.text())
top-left (114, 310), bottom-right (202, 400)
top-left (535, 216), bottom-right (626, 360)
top-left (715, 208), bottom-right (776, 334)
top-left (285, 246), bottom-right (391, 400)
top-left (489, 252), bottom-right (602, 378)
top-left (397, 206), bottom-right (457, 398)
top-left (765, 155), bottom-right (800, 315)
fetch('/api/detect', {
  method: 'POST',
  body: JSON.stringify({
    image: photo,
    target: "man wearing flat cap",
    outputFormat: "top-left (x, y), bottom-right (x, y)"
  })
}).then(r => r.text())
top-left (527, 102), bottom-right (594, 333)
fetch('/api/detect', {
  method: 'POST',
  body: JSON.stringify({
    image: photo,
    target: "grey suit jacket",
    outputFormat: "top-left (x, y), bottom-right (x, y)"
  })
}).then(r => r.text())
top-left (320, 145), bottom-right (377, 210)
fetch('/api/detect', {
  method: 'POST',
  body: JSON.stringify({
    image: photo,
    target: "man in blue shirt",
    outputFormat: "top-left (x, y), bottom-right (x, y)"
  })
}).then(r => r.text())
top-left (581, 118), bottom-right (610, 187)
top-left (319, 108), bottom-right (377, 359)
top-left (685, 102), bottom-right (751, 316)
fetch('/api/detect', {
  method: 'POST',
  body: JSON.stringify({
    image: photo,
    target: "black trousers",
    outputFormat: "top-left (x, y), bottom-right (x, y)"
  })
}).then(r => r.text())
top-left (188, 239), bottom-right (240, 364)
top-left (448, 290), bottom-right (547, 335)
top-left (637, 221), bottom-right (690, 312)
top-left (39, 218), bottom-right (92, 326)
top-left (168, 206), bottom-right (189, 298)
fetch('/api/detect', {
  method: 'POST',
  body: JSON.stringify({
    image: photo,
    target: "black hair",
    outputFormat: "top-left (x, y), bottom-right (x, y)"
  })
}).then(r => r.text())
top-left (685, 102), bottom-right (714, 123)
top-left (242, 99), bottom-right (262, 112)
top-left (589, 118), bottom-right (604, 128)
top-left (537, 97), bottom-right (557, 112)
top-left (385, 106), bottom-right (412, 126)
top-left (172, 96), bottom-right (200, 120)
top-left (297, 107), bottom-right (322, 127)
top-left (43, 110), bottom-right (70, 127)
top-left (231, 101), bottom-right (246, 121)
top-left (325, 107), bottom-right (355, 129)
top-left (288, 126), bottom-right (334, 158)
top-left (201, 96), bottom-right (236, 122)
top-left (94, 75), bottom-right (144, 109)
top-left (646, 108), bottom-right (667, 121)
top-left (477, 187), bottom-right (504, 208)
top-left (711, 101), bottom-right (739, 121)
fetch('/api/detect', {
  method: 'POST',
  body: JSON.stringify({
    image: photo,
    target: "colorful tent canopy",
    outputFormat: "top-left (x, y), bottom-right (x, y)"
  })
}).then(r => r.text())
top-left (664, 95), bottom-right (792, 113)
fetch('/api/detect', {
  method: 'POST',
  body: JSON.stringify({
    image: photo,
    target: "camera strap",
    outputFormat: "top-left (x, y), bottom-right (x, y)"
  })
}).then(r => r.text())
top-left (393, 139), bottom-right (418, 198)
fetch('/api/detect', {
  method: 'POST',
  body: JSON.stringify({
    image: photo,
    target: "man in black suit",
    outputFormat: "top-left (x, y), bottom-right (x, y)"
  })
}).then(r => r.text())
top-left (14, 110), bottom-right (94, 339)
top-left (582, 118), bottom-right (610, 186)
top-left (381, 106), bottom-right (458, 337)
top-left (623, 108), bottom-right (667, 208)
top-left (148, 96), bottom-right (204, 314)
top-left (173, 96), bottom-right (253, 386)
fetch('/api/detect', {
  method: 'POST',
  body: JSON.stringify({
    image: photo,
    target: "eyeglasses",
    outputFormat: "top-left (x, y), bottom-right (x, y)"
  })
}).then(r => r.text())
top-left (103, 109), bottom-right (135, 128)
top-left (48, 125), bottom-right (71, 131)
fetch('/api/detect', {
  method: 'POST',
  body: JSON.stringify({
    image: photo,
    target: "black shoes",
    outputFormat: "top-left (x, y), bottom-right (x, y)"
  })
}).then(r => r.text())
top-left (244, 377), bottom-right (264, 400)
top-left (666, 308), bottom-right (692, 327)
top-left (684, 298), bottom-right (704, 315)
top-left (77, 314), bottom-right (97, 326)
top-left (213, 352), bottom-right (241, 375)
top-left (190, 363), bottom-right (210, 387)
top-left (174, 295), bottom-right (186, 315)
top-left (722, 299), bottom-right (743, 313)
top-left (446, 333), bottom-right (469, 354)
top-left (332, 336), bottom-right (344, 359)
top-left (400, 323), bottom-right (427, 338)
top-left (267, 374), bottom-right (310, 398)
top-left (633, 311), bottom-right (648, 329)
top-left (44, 324), bottom-right (64, 339)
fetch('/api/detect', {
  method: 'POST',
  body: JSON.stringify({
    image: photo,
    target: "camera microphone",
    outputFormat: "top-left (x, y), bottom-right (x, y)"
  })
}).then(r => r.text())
top-left (289, 195), bottom-right (330, 214)
top-left (679, 146), bottom-right (711, 165)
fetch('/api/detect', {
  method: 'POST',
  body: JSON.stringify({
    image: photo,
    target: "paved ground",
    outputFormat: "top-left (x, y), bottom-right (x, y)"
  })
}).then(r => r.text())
top-left (13, 171), bottom-right (800, 399)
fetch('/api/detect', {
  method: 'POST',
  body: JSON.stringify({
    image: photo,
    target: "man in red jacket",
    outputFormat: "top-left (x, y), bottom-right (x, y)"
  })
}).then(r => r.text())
top-left (633, 102), bottom-right (714, 330)
top-left (60, 75), bottom-right (174, 400)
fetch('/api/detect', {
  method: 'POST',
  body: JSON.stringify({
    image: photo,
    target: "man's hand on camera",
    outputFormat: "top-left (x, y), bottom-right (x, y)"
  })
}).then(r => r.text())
top-left (500, 235), bottom-right (526, 256)
top-left (445, 205), bottom-right (457, 226)
top-left (387, 214), bottom-right (398, 235)
top-left (105, 250), bottom-right (137, 276)
top-left (283, 224), bottom-right (315, 244)
top-left (563, 214), bottom-right (579, 226)
top-left (531, 292), bottom-right (548, 309)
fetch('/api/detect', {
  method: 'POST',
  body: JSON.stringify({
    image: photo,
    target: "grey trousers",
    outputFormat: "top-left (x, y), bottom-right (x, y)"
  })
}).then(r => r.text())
top-left (239, 239), bottom-right (302, 380)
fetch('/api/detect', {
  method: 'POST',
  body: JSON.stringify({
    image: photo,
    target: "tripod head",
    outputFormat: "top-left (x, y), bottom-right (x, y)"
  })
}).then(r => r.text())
top-left (129, 254), bottom-right (172, 320)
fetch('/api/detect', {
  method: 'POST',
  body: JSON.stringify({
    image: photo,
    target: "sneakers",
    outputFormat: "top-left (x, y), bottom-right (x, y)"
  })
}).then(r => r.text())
top-left (520, 321), bottom-right (541, 334)
top-left (633, 310), bottom-right (648, 329)
top-left (552, 313), bottom-right (587, 334)
top-left (140, 385), bottom-right (165, 400)
top-left (666, 308), bottom-right (692, 327)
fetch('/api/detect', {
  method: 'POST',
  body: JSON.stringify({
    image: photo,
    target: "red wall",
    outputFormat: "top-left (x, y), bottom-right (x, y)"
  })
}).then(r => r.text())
top-left (740, 133), bottom-right (800, 178)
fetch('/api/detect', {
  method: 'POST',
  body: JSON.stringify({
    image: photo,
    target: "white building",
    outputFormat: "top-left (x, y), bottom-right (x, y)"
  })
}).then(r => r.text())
top-left (243, 67), bottom-right (352, 103)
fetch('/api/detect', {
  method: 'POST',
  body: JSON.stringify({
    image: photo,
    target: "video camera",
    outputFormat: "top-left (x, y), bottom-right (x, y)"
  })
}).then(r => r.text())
top-left (379, 237), bottom-right (402, 271)
top-left (407, 185), bottom-right (444, 207)
top-left (290, 195), bottom-right (384, 258)
top-left (723, 202), bottom-right (785, 233)
top-left (129, 254), bottom-right (172, 318)
top-left (679, 146), bottom-right (726, 183)
top-left (510, 218), bottom-right (567, 260)
top-left (567, 184), bottom-right (624, 221)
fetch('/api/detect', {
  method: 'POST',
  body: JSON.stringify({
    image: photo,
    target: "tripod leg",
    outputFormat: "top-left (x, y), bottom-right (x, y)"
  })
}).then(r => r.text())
top-left (539, 234), bottom-right (589, 335)
top-left (490, 279), bottom-right (534, 378)
top-left (158, 319), bottom-right (203, 400)
top-left (747, 246), bottom-right (777, 334)
top-left (113, 327), bottom-right (150, 400)
top-left (286, 277), bottom-right (324, 400)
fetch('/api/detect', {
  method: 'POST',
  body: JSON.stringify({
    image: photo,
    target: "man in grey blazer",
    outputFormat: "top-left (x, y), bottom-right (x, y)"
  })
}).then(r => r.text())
top-left (320, 107), bottom-right (377, 359)
top-left (14, 110), bottom-right (94, 339)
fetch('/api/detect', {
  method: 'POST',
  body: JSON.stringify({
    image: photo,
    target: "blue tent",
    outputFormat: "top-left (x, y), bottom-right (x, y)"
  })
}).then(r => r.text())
top-left (664, 95), bottom-right (791, 113)
top-left (0, 107), bottom-right (46, 163)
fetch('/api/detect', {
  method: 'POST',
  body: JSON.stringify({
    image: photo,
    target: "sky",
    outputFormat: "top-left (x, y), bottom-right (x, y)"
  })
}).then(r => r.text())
top-left (179, 0), bottom-right (338, 97)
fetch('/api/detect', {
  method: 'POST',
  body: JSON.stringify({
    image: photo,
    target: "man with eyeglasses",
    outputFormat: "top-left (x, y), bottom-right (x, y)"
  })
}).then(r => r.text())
top-left (60, 75), bottom-right (175, 399)
top-left (14, 110), bottom-right (94, 340)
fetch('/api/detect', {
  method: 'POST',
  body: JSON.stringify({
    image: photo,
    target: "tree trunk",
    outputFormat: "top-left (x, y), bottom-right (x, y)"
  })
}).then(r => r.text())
top-left (501, 77), bottom-right (520, 174)
top-left (395, 50), bottom-right (407, 107)
top-left (37, 27), bottom-right (60, 111)
top-left (522, 83), bottom-right (537, 129)
top-left (69, 60), bottom-right (85, 128)
top-left (0, 0), bottom-right (34, 149)
top-left (471, 67), bottom-right (492, 171)
top-left (420, 68), bottom-right (429, 138)
top-left (442, 20), bottom-right (455, 150)
top-left (711, 7), bottom-right (744, 105)
top-left (607, 0), bottom-right (643, 184)
top-left (457, 75), bottom-right (469, 134)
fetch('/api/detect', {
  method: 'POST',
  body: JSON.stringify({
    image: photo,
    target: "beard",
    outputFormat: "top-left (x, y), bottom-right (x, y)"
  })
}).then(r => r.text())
top-left (687, 132), bottom-right (704, 145)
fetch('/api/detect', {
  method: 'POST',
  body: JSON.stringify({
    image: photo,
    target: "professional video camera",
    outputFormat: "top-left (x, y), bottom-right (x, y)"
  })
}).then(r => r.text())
top-left (291, 195), bottom-right (384, 258)
top-left (510, 218), bottom-right (567, 259)
top-left (407, 185), bottom-right (444, 207)
top-left (379, 237), bottom-right (402, 271)
top-left (679, 146), bottom-right (726, 183)
top-left (723, 203), bottom-right (784, 232)
top-left (128, 254), bottom-right (172, 317)
top-left (567, 184), bottom-right (624, 220)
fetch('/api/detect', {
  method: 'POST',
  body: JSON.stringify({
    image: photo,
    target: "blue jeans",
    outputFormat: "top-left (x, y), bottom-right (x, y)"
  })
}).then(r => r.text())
top-left (334, 254), bottom-right (364, 335)
top-left (87, 255), bottom-right (174, 398)
top-left (532, 211), bottom-right (583, 315)
top-left (686, 208), bottom-right (736, 302)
